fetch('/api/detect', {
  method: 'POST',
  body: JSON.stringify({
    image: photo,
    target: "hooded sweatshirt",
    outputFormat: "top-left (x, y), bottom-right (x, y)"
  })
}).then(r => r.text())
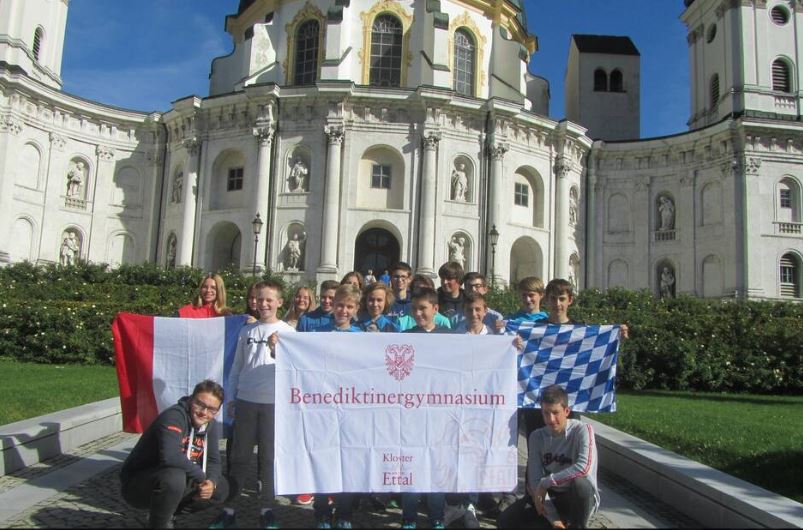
top-left (120, 396), bottom-right (222, 486)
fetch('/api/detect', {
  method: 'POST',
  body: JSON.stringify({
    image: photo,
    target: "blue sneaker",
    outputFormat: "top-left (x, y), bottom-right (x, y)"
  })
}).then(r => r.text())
top-left (432, 520), bottom-right (445, 529)
top-left (208, 509), bottom-right (236, 529)
top-left (401, 520), bottom-right (416, 529)
top-left (334, 519), bottom-right (352, 529)
top-left (315, 517), bottom-right (332, 529)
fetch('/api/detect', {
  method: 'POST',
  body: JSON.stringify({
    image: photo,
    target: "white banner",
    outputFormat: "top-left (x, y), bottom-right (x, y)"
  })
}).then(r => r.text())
top-left (275, 333), bottom-right (518, 494)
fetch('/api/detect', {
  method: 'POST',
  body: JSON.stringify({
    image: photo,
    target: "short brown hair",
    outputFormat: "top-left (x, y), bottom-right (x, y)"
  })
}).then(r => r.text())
top-left (545, 278), bottom-right (573, 299)
top-left (254, 280), bottom-right (284, 297)
top-left (411, 286), bottom-right (438, 307)
top-left (517, 276), bottom-right (545, 295)
top-left (392, 261), bottom-right (413, 276)
top-left (192, 379), bottom-right (224, 403)
top-left (319, 280), bottom-right (340, 294)
top-left (463, 291), bottom-right (487, 309)
top-left (438, 261), bottom-right (464, 282)
top-left (540, 384), bottom-right (569, 408)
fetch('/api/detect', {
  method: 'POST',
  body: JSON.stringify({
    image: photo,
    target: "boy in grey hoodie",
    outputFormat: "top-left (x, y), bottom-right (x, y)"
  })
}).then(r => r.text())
top-left (498, 384), bottom-right (598, 529)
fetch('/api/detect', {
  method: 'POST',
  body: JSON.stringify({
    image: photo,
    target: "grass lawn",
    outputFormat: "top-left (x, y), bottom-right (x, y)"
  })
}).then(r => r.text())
top-left (0, 358), bottom-right (119, 426)
top-left (589, 390), bottom-right (803, 504)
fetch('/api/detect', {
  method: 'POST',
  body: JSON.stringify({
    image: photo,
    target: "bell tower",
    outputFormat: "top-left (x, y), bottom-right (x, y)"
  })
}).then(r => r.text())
top-left (0, 0), bottom-right (69, 89)
top-left (682, 0), bottom-right (801, 130)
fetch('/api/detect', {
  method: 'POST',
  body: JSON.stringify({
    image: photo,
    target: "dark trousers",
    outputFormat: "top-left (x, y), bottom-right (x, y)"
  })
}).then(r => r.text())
top-left (497, 477), bottom-right (595, 529)
top-left (227, 399), bottom-right (274, 508)
top-left (121, 467), bottom-right (229, 528)
top-left (313, 493), bottom-right (357, 521)
top-left (401, 493), bottom-right (446, 524)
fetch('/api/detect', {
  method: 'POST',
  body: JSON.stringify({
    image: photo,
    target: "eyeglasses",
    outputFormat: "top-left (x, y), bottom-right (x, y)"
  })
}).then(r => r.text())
top-left (392, 275), bottom-right (409, 280)
top-left (466, 283), bottom-right (485, 289)
top-left (192, 398), bottom-right (220, 415)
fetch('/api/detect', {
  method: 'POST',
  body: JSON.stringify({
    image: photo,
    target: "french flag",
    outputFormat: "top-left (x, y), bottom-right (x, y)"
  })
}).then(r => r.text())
top-left (112, 312), bottom-right (248, 433)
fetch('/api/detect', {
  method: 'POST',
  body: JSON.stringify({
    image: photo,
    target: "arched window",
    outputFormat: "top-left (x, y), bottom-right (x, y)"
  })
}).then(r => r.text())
top-left (32, 27), bottom-right (44, 61)
top-left (779, 253), bottom-right (800, 297)
top-left (610, 69), bottom-right (624, 92)
top-left (710, 74), bottom-right (720, 108)
top-left (777, 177), bottom-right (801, 223)
top-left (772, 59), bottom-right (792, 93)
top-left (593, 68), bottom-right (607, 92)
top-left (453, 28), bottom-right (476, 96)
top-left (369, 14), bottom-right (403, 87)
top-left (294, 19), bottom-right (319, 85)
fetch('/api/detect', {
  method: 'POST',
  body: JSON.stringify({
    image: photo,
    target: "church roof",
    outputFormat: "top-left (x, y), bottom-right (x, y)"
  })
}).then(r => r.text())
top-left (571, 34), bottom-right (640, 56)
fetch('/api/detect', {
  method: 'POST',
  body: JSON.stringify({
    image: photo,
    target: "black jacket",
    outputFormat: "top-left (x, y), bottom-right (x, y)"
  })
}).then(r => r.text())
top-left (120, 396), bottom-right (222, 486)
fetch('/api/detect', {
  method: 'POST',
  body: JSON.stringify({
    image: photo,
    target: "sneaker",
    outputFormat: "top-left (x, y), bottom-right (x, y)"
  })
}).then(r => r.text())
top-left (387, 497), bottom-right (400, 509)
top-left (296, 494), bottom-right (314, 505)
top-left (315, 517), bottom-right (332, 529)
top-left (334, 519), bottom-right (352, 529)
top-left (432, 520), bottom-right (445, 529)
top-left (208, 510), bottom-right (236, 529)
top-left (463, 503), bottom-right (480, 529)
top-left (259, 509), bottom-right (279, 529)
top-left (401, 520), bottom-right (417, 529)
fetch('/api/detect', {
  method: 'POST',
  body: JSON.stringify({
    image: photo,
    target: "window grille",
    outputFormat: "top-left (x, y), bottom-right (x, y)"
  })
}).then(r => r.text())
top-left (772, 60), bottom-right (791, 93)
top-left (227, 167), bottom-right (244, 191)
top-left (369, 15), bottom-right (403, 87)
top-left (514, 182), bottom-right (529, 207)
top-left (453, 29), bottom-right (475, 96)
top-left (371, 164), bottom-right (391, 189)
top-left (294, 20), bottom-right (319, 85)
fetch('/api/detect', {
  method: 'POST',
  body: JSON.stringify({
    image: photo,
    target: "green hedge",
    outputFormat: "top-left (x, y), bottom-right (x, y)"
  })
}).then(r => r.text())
top-left (1, 263), bottom-right (801, 393)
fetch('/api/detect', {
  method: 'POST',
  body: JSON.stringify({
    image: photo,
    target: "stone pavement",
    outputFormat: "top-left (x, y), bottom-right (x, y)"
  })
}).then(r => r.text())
top-left (0, 431), bottom-right (699, 528)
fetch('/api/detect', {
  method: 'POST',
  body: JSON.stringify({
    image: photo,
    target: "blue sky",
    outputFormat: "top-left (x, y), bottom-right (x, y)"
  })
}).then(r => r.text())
top-left (62, 0), bottom-right (690, 139)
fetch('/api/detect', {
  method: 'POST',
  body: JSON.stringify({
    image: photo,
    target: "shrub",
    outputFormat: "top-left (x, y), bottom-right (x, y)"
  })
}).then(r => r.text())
top-left (0, 263), bottom-right (801, 393)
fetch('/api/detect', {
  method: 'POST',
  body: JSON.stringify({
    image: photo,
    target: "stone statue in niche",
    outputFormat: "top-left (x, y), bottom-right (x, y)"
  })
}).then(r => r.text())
top-left (451, 162), bottom-right (468, 202)
top-left (166, 236), bottom-right (177, 268)
top-left (569, 190), bottom-right (579, 225)
top-left (171, 172), bottom-right (183, 203)
top-left (448, 235), bottom-right (466, 270)
top-left (285, 232), bottom-right (306, 271)
top-left (658, 196), bottom-right (675, 231)
top-left (659, 267), bottom-right (675, 298)
top-left (66, 161), bottom-right (85, 197)
top-left (288, 159), bottom-right (308, 193)
top-left (59, 231), bottom-right (80, 266)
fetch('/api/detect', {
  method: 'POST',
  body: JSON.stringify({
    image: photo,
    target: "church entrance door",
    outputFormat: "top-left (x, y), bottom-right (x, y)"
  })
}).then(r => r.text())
top-left (354, 228), bottom-right (399, 277)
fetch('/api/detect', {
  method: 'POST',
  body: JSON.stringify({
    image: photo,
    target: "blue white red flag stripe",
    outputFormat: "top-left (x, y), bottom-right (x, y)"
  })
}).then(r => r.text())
top-left (112, 313), bottom-right (248, 433)
top-left (508, 322), bottom-right (620, 413)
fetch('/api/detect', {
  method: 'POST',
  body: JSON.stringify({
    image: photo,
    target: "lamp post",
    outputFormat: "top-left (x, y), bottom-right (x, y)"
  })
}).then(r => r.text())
top-left (489, 224), bottom-right (499, 288)
top-left (251, 213), bottom-right (263, 277)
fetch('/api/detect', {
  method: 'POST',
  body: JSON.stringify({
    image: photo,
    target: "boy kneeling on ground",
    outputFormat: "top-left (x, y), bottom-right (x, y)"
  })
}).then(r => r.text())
top-left (120, 379), bottom-right (229, 528)
top-left (498, 384), bottom-right (599, 529)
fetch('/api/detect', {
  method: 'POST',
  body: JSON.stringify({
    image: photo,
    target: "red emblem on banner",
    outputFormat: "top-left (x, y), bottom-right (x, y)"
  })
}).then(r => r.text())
top-left (385, 344), bottom-right (415, 381)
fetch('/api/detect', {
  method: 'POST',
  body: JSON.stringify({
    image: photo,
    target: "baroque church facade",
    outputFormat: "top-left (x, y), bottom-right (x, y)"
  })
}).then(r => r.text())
top-left (0, 0), bottom-right (801, 299)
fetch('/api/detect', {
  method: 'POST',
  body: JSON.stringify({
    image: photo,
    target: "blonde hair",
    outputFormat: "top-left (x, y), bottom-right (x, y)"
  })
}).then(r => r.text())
top-left (193, 273), bottom-right (230, 315)
top-left (360, 282), bottom-right (395, 314)
top-left (517, 276), bottom-right (545, 295)
top-left (334, 284), bottom-right (362, 306)
top-left (284, 285), bottom-right (316, 324)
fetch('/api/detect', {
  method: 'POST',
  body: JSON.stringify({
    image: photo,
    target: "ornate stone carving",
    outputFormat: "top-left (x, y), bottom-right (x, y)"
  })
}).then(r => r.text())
top-left (283, 226), bottom-right (307, 272)
top-left (744, 157), bottom-right (761, 175)
top-left (659, 265), bottom-right (676, 298)
top-left (49, 132), bottom-right (67, 150)
top-left (2, 115), bottom-right (23, 135)
top-left (166, 234), bottom-right (177, 268)
top-left (422, 131), bottom-right (441, 151)
top-left (171, 172), bottom-right (183, 203)
top-left (451, 162), bottom-right (469, 202)
top-left (182, 137), bottom-right (200, 155)
top-left (657, 195), bottom-right (676, 231)
top-left (96, 145), bottom-right (115, 161)
top-left (569, 188), bottom-right (579, 226)
top-left (325, 125), bottom-right (344, 145)
top-left (447, 234), bottom-right (467, 270)
top-left (252, 126), bottom-right (274, 146)
top-left (287, 159), bottom-right (309, 193)
top-left (554, 156), bottom-right (570, 178)
top-left (488, 142), bottom-right (508, 161)
top-left (66, 161), bottom-right (86, 198)
top-left (59, 230), bottom-right (81, 266)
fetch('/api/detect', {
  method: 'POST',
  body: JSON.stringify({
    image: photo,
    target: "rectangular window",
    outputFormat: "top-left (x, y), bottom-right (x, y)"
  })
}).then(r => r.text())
top-left (514, 182), bottom-right (529, 207)
top-left (780, 189), bottom-right (792, 208)
top-left (371, 164), bottom-right (391, 189)
top-left (227, 167), bottom-right (244, 191)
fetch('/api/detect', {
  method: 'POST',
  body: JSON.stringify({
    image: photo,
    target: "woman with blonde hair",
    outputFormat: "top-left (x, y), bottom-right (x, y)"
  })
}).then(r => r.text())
top-left (178, 273), bottom-right (231, 318)
top-left (283, 285), bottom-right (315, 329)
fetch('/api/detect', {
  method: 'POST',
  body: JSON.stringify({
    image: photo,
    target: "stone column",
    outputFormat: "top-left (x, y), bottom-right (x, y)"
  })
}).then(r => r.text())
top-left (586, 154), bottom-right (598, 288)
top-left (86, 145), bottom-right (115, 262)
top-left (252, 126), bottom-right (274, 272)
top-left (554, 155), bottom-right (570, 280)
top-left (319, 125), bottom-right (344, 273)
top-left (488, 142), bottom-right (508, 232)
top-left (178, 138), bottom-right (200, 266)
top-left (418, 131), bottom-right (440, 275)
top-left (0, 116), bottom-right (24, 263)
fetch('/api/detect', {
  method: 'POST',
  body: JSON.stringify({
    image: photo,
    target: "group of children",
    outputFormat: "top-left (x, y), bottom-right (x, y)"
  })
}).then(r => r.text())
top-left (121, 262), bottom-right (608, 529)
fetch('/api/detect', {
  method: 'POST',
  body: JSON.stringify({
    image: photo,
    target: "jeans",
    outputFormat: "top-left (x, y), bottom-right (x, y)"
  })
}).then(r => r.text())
top-left (401, 493), bottom-right (446, 524)
top-left (497, 477), bottom-right (596, 529)
top-left (227, 400), bottom-right (274, 508)
top-left (121, 467), bottom-right (229, 528)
